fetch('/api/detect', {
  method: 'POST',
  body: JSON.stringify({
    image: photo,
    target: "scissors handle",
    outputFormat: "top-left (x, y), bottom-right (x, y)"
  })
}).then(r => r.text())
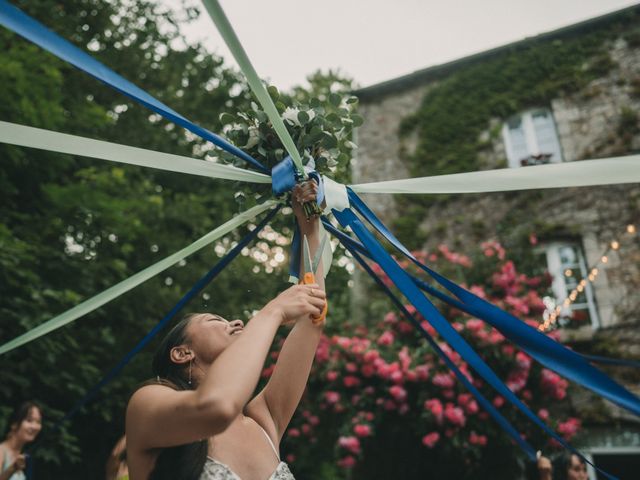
top-left (299, 272), bottom-right (328, 325)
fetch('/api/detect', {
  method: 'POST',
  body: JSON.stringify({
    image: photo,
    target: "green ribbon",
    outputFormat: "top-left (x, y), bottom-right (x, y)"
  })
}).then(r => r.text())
top-left (0, 121), bottom-right (271, 184)
top-left (0, 201), bottom-right (278, 355)
top-left (201, 0), bottom-right (305, 177)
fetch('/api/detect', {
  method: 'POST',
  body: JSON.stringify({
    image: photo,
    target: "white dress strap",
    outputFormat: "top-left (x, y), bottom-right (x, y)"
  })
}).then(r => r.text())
top-left (257, 425), bottom-right (280, 461)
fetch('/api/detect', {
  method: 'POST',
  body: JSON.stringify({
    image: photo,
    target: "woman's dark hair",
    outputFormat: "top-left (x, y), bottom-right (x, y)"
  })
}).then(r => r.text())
top-left (148, 314), bottom-right (208, 480)
top-left (553, 452), bottom-right (585, 480)
top-left (4, 401), bottom-right (41, 439)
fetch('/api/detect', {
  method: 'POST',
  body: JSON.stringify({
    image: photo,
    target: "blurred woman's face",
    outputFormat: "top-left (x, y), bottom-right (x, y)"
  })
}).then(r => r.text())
top-left (567, 454), bottom-right (588, 480)
top-left (14, 407), bottom-right (42, 444)
top-left (185, 313), bottom-right (245, 364)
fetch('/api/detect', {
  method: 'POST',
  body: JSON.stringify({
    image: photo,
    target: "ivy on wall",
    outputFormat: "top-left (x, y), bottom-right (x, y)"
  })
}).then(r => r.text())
top-left (393, 11), bottom-right (639, 247)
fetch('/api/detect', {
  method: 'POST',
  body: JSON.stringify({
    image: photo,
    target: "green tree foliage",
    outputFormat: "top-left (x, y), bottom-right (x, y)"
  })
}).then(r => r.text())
top-left (0, 1), bottom-right (352, 477)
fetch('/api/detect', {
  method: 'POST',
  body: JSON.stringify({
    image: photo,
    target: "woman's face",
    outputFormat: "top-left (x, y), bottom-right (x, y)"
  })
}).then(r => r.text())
top-left (567, 455), bottom-right (588, 480)
top-left (13, 407), bottom-right (42, 444)
top-left (185, 313), bottom-right (245, 364)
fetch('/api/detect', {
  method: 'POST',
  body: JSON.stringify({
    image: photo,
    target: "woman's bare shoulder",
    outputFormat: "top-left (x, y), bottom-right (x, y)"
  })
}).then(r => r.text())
top-left (128, 383), bottom-right (178, 409)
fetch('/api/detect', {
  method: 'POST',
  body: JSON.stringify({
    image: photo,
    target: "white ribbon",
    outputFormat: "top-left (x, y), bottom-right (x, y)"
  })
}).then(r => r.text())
top-left (0, 121), bottom-right (271, 184)
top-left (0, 201), bottom-right (278, 356)
top-left (323, 175), bottom-right (350, 211)
top-left (349, 155), bottom-right (640, 194)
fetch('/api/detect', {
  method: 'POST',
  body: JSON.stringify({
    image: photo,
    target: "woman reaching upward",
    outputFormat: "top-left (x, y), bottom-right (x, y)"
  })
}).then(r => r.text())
top-left (126, 181), bottom-right (327, 480)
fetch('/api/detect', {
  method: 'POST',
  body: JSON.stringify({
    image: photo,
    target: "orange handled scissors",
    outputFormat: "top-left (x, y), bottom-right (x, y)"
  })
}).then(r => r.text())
top-left (300, 234), bottom-right (328, 325)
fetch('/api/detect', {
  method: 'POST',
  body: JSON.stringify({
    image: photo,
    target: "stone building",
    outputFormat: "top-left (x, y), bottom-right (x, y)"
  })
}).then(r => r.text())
top-left (353, 5), bottom-right (640, 478)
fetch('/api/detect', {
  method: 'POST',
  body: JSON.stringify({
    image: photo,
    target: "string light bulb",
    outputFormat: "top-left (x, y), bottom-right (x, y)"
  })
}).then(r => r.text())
top-left (541, 221), bottom-right (637, 332)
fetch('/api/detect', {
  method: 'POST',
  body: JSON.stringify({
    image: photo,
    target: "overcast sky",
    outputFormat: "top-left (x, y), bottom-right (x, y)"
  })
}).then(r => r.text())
top-left (166, 0), bottom-right (639, 90)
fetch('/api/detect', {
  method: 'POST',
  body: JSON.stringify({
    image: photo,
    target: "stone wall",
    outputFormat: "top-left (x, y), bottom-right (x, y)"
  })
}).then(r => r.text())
top-left (353, 36), bottom-right (640, 332)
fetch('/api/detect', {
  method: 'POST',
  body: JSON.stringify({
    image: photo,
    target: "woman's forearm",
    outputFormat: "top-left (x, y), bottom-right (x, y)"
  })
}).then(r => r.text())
top-left (197, 305), bottom-right (282, 414)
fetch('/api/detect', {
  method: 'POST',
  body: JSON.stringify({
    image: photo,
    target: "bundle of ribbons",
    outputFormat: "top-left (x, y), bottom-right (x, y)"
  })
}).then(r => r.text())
top-left (1, 1), bottom-right (640, 478)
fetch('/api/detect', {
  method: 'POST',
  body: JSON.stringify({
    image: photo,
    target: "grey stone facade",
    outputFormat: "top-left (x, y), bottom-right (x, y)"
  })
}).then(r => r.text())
top-left (352, 5), bottom-right (640, 471)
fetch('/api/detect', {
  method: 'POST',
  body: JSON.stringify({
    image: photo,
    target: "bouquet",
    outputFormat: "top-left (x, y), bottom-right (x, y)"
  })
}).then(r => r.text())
top-left (217, 85), bottom-right (362, 212)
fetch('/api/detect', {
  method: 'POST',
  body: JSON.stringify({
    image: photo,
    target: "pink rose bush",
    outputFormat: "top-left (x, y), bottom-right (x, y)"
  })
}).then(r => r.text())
top-left (263, 241), bottom-right (580, 478)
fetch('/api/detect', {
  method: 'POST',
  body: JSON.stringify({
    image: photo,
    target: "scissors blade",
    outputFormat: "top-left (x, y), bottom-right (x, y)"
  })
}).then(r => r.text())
top-left (302, 235), bottom-right (313, 274)
top-left (311, 233), bottom-right (329, 274)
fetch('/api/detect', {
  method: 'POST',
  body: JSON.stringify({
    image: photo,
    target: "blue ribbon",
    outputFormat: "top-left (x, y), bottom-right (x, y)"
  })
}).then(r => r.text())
top-left (322, 219), bottom-right (640, 372)
top-left (332, 206), bottom-right (616, 479)
top-left (0, 0), bottom-right (268, 174)
top-left (347, 189), bottom-right (640, 418)
top-left (342, 238), bottom-right (537, 459)
top-left (581, 354), bottom-right (640, 369)
top-left (271, 156), bottom-right (326, 280)
top-left (271, 156), bottom-right (299, 197)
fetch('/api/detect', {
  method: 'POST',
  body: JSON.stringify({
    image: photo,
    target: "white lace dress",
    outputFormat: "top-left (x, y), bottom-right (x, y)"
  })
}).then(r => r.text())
top-left (199, 426), bottom-right (295, 480)
top-left (199, 458), bottom-right (294, 480)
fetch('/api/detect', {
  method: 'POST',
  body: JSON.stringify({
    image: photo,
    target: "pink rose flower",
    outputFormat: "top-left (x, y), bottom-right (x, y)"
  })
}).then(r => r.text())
top-left (354, 424), bottom-right (372, 437)
top-left (377, 330), bottom-right (395, 346)
top-left (433, 373), bottom-right (455, 389)
top-left (469, 431), bottom-right (488, 446)
top-left (390, 370), bottom-right (404, 384)
top-left (422, 432), bottom-right (440, 448)
top-left (444, 404), bottom-right (466, 427)
top-left (389, 385), bottom-right (408, 402)
top-left (337, 455), bottom-right (357, 469)
top-left (344, 375), bottom-right (361, 388)
top-left (361, 364), bottom-right (375, 377)
top-left (326, 370), bottom-right (338, 382)
top-left (363, 349), bottom-right (380, 363)
top-left (384, 312), bottom-right (398, 324)
top-left (338, 436), bottom-right (361, 454)
top-left (415, 364), bottom-right (430, 381)
top-left (465, 400), bottom-right (479, 415)
top-left (424, 398), bottom-right (444, 423)
top-left (325, 391), bottom-right (340, 404)
top-left (558, 418), bottom-right (581, 440)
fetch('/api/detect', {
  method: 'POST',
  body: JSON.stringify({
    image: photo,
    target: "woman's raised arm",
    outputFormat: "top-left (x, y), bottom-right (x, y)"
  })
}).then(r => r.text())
top-left (127, 285), bottom-right (324, 452)
top-left (248, 181), bottom-right (328, 441)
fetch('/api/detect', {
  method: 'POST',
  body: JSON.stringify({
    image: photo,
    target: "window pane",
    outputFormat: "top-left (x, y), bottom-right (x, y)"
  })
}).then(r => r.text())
top-left (532, 110), bottom-right (562, 162)
top-left (507, 117), bottom-right (529, 164)
top-left (545, 242), bottom-right (597, 329)
top-left (559, 246), bottom-right (578, 266)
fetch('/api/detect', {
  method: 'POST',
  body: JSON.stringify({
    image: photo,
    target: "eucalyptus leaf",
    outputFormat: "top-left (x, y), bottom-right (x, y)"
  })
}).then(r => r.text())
top-left (329, 92), bottom-right (342, 107)
top-left (219, 112), bottom-right (235, 124)
top-left (267, 85), bottom-right (279, 101)
top-left (325, 112), bottom-right (339, 123)
top-left (297, 110), bottom-right (310, 125)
